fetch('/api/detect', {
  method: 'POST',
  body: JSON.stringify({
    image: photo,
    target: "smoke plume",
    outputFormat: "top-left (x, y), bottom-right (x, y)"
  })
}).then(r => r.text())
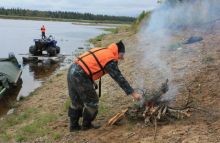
top-left (136, 0), bottom-right (220, 101)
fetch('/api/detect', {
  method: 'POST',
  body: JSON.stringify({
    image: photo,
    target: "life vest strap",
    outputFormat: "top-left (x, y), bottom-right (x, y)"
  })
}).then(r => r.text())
top-left (99, 78), bottom-right (102, 97)
top-left (76, 48), bottom-right (107, 79)
top-left (79, 48), bottom-right (107, 59)
top-left (77, 57), bottom-right (93, 78)
top-left (88, 51), bottom-right (105, 75)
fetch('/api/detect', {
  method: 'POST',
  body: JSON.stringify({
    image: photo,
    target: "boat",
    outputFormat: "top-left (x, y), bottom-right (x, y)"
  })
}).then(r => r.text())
top-left (0, 53), bottom-right (22, 98)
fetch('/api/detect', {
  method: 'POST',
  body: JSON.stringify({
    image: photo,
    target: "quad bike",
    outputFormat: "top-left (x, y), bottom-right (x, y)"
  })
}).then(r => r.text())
top-left (29, 35), bottom-right (60, 57)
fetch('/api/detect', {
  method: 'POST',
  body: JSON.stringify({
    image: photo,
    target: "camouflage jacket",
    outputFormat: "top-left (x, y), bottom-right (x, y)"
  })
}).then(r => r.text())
top-left (104, 61), bottom-right (134, 95)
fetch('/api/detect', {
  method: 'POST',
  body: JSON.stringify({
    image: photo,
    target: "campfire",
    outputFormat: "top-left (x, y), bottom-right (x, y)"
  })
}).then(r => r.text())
top-left (107, 79), bottom-right (192, 127)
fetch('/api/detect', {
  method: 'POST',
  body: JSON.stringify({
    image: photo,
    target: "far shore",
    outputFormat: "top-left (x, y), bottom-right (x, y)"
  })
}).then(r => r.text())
top-left (0, 15), bottom-right (132, 25)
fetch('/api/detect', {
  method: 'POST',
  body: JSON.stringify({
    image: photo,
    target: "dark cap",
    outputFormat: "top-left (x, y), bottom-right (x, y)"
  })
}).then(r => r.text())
top-left (116, 40), bottom-right (125, 53)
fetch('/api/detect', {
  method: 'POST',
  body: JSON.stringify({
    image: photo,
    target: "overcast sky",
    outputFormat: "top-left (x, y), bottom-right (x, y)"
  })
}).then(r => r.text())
top-left (0, 0), bottom-right (158, 17)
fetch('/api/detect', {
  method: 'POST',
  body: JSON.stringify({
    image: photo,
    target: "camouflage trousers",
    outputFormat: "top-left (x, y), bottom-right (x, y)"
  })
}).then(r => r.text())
top-left (42, 32), bottom-right (46, 39)
top-left (67, 64), bottom-right (99, 123)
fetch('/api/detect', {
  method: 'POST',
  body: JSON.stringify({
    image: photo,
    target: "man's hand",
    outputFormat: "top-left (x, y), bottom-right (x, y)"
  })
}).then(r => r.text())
top-left (131, 92), bottom-right (142, 101)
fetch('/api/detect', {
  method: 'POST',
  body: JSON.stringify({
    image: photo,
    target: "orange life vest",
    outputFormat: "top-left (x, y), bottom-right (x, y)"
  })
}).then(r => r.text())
top-left (75, 43), bottom-right (119, 81)
top-left (41, 26), bottom-right (46, 32)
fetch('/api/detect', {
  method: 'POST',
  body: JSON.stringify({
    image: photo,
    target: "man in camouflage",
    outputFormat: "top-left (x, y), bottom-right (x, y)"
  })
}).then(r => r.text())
top-left (67, 41), bottom-right (142, 131)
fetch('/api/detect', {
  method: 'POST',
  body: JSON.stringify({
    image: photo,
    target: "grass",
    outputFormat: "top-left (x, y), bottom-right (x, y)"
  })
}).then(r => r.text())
top-left (0, 108), bottom-right (37, 131)
top-left (0, 108), bottom-right (38, 142)
top-left (98, 101), bottom-right (109, 116)
top-left (15, 113), bottom-right (57, 142)
top-left (15, 135), bottom-right (27, 142)
top-left (103, 27), bottom-right (119, 34)
top-left (52, 132), bottom-right (62, 140)
top-left (64, 98), bottom-right (71, 112)
top-left (89, 26), bottom-right (131, 47)
top-left (0, 107), bottom-right (58, 142)
top-left (98, 93), bottom-right (110, 116)
top-left (89, 33), bottom-right (106, 44)
top-left (0, 132), bottom-right (11, 142)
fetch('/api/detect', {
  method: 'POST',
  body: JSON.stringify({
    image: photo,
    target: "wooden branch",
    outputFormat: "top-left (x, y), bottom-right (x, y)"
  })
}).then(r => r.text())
top-left (154, 117), bottom-right (157, 140)
top-left (107, 109), bottom-right (128, 126)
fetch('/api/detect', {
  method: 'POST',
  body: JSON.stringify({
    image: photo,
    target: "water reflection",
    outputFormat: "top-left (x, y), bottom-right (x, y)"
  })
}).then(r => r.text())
top-left (24, 60), bottom-right (61, 80)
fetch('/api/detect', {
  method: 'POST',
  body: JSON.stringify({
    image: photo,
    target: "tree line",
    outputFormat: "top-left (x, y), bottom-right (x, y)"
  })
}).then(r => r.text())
top-left (0, 7), bottom-right (135, 22)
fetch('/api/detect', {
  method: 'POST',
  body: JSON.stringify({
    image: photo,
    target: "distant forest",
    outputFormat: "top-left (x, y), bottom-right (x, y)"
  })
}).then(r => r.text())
top-left (0, 7), bottom-right (136, 22)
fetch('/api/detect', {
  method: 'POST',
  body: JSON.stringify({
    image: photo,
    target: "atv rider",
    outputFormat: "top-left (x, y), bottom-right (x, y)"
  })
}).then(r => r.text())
top-left (41, 25), bottom-right (46, 39)
top-left (67, 40), bottom-right (142, 131)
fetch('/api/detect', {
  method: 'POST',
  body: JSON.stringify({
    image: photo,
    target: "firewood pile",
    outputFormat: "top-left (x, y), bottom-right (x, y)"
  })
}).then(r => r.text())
top-left (107, 79), bottom-right (192, 126)
top-left (126, 100), bottom-right (191, 126)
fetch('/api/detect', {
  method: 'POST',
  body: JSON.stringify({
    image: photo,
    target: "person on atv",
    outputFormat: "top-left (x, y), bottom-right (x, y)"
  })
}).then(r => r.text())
top-left (41, 25), bottom-right (46, 39)
top-left (67, 40), bottom-right (142, 131)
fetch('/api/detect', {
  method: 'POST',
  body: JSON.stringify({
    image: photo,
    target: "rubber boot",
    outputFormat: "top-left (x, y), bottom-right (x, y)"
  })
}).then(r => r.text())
top-left (82, 120), bottom-right (100, 130)
top-left (82, 108), bottom-right (100, 130)
top-left (68, 107), bottom-right (82, 132)
top-left (69, 117), bottom-right (81, 132)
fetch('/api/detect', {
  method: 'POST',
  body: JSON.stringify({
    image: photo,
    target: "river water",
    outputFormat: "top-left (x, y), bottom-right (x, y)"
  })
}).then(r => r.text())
top-left (0, 19), bottom-right (110, 115)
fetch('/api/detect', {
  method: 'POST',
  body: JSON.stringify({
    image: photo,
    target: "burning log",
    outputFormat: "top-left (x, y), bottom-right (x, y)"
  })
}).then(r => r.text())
top-left (107, 79), bottom-right (192, 126)
top-left (126, 79), bottom-right (192, 126)
top-left (127, 102), bottom-right (191, 126)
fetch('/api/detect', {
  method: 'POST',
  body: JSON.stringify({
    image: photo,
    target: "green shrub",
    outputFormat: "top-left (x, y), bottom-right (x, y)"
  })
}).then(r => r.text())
top-left (131, 10), bottom-right (152, 33)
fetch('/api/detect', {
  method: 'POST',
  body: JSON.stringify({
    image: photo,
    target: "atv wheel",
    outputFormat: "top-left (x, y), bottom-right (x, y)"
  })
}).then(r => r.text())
top-left (29, 45), bottom-right (37, 55)
top-left (47, 47), bottom-right (57, 57)
top-left (56, 46), bottom-right (60, 54)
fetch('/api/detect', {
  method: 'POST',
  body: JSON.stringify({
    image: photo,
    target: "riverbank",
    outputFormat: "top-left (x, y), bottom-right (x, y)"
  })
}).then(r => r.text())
top-left (0, 15), bottom-right (132, 24)
top-left (0, 19), bottom-right (220, 143)
top-left (0, 23), bottom-right (135, 142)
